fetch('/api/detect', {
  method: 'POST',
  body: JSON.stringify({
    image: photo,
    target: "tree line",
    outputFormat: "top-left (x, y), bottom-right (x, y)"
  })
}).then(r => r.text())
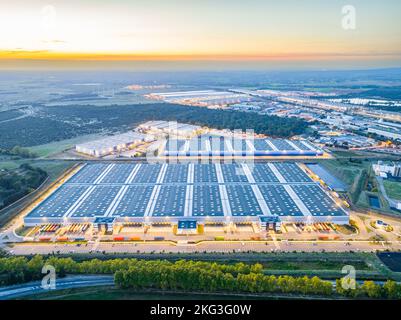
top-left (0, 256), bottom-right (262, 285)
top-left (114, 262), bottom-right (333, 296)
top-left (0, 146), bottom-right (38, 158)
top-left (0, 256), bottom-right (400, 299)
top-left (0, 164), bottom-right (47, 209)
top-left (0, 103), bottom-right (308, 148)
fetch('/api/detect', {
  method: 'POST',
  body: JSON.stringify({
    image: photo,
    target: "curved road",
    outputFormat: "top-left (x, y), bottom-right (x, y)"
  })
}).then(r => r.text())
top-left (0, 275), bottom-right (114, 300)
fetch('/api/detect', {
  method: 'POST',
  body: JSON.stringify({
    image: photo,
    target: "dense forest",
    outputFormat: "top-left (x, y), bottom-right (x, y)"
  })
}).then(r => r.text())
top-left (0, 164), bottom-right (47, 209)
top-left (0, 103), bottom-right (308, 148)
top-left (0, 256), bottom-right (400, 299)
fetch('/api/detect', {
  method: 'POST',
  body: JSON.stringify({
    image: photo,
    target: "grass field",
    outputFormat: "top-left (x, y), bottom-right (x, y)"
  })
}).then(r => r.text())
top-left (383, 180), bottom-right (401, 201)
top-left (261, 260), bottom-right (369, 271)
top-left (0, 161), bottom-right (20, 170)
top-left (320, 155), bottom-right (400, 215)
top-left (22, 286), bottom-right (321, 300)
top-left (28, 133), bottom-right (105, 158)
top-left (0, 160), bottom-right (74, 180)
top-left (320, 159), bottom-right (365, 186)
top-left (24, 286), bottom-right (274, 300)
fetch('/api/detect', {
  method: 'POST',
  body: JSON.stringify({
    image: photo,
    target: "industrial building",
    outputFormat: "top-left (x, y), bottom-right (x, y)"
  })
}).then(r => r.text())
top-left (24, 162), bottom-right (348, 231)
top-left (75, 132), bottom-right (148, 157)
top-left (373, 161), bottom-right (401, 179)
top-left (137, 120), bottom-right (202, 138)
top-left (145, 90), bottom-right (252, 108)
top-left (160, 135), bottom-right (324, 157)
top-left (368, 124), bottom-right (401, 141)
top-left (317, 134), bottom-right (375, 148)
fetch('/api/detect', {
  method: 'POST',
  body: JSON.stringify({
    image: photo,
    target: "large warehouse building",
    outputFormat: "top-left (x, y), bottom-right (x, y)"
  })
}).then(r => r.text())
top-left (24, 162), bottom-right (348, 230)
top-left (75, 132), bottom-right (149, 157)
top-left (160, 135), bottom-right (324, 157)
top-left (137, 120), bottom-right (202, 138)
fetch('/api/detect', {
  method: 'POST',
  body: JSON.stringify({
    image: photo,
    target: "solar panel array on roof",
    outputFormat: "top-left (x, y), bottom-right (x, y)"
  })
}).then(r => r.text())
top-left (269, 139), bottom-right (295, 151)
top-left (254, 140), bottom-right (273, 151)
top-left (163, 164), bottom-right (189, 183)
top-left (251, 164), bottom-right (279, 183)
top-left (25, 162), bottom-right (347, 224)
top-left (226, 185), bottom-right (263, 216)
top-left (162, 136), bottom-right (323, 157)
top-left (28, 185), bottom-right (89, 218)
top-left (131, 164), bottom-right (162, 183)
top-left (68, 163), bottom-right (109, 184)
top-left (100, 164), bottom-right (136, 184)
top-left (193, 164), bottom-right (218, 183)
top-left (274, 162), bottom-right (311, 183)
top-left (220, 164), bottom-right (248, 183)
top-left (258, 185), bottom-right (303, 216)
top-left (152, 185), bottom-right (186, 217)
top-left (192, 185), bottom-right (224, 216)
top-left (112, 185), bottom-right (154, 217)
top-left (71, 185), bottom-right (121, 217)
top-left (291, 185), bottom-right (344, 216)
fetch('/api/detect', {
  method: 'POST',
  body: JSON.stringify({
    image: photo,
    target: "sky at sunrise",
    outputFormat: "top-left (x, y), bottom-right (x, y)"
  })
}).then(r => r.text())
top-left (1, 0), bottom-right (400, 70)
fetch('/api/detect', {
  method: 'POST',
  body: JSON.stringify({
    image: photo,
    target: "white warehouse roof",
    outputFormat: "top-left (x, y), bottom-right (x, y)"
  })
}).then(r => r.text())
top-left (76, 132), bottom-right (145, 152)
top-left (138, 121), bottom-right (201, 133)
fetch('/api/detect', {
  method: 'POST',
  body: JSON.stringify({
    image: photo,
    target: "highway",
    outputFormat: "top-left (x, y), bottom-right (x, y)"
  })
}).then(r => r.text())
top-left (0, 275), bottom-right (114, 300)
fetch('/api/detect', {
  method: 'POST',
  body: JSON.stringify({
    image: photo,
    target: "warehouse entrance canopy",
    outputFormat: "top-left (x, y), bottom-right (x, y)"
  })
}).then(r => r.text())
top-left (177, 220), bottom-right (198, 234)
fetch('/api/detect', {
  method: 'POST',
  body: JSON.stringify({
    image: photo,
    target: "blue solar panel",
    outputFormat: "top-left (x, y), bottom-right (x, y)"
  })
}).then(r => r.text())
top-left (291, 140), bottom-right (311, 151)
top-left (270, 139), bottom-right (296, 151)
top-left (68, 163), bottom-right (109, 184)
top-left (163, 164), bottom-right (189, 183)
top-left (250, 164), bottom-right (279, 183)
top-left (164, 136), bottom-right (321, 155)
top-left (28, 185), bottom-right (89, 218)
top-left (193, 164), bottom-right (218, 183)
top-left (220, 164), bottom-right (249, 183)
top-left (274, 163), bottom-right (311, 183)
top-left (131, 164), bottom-right (162, 183)
top-left (253, 140), bottom-right (271, 151)
top-left (100, 164), bottom-right (137, 184)
top-left (226, 185), bottom-right (263, 216)
top-left (71, 185), bottom-right (121, 217)
top-left (192, 185), bottom-right (224, 216)
top-left (151, 185), bottom-right (186, 217)
top-left (291, 184), bottom-right (344, 216)
top-left (112, 186), bottom-right (154, 217)
top-left (258, 185), bottom-right (303, 216)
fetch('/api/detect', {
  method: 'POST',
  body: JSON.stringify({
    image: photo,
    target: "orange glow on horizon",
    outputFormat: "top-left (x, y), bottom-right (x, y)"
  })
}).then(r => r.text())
top-left (0, 51), bottom-right (398, 62)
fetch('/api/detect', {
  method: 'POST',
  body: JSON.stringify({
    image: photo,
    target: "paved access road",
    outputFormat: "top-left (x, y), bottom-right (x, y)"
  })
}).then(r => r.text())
top-left (7, 238), bottom-right (401, 255)
top-left (0, 275), bottom-right (114, 300)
